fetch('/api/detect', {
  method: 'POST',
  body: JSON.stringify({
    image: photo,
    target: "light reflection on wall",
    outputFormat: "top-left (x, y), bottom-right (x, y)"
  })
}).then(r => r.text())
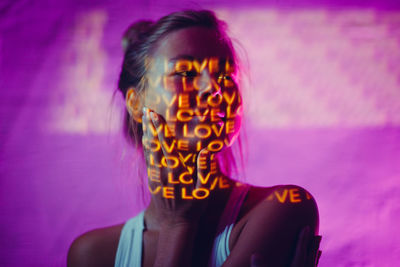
top-left (45, 8), bottom-right (400, 134)
top-left (216, 8), bottom-right (400, 128)
top-left (2, 3), bottom-right (398, 266)
top-left (45, 9), bottom-right (121, 134)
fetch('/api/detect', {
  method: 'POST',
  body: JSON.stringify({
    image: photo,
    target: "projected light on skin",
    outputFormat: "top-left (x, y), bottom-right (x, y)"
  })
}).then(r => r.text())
top-left (266, 187), bottom-right (313, 203)
top-left (141, 57), bottom-right (312, 203)
top-left (142, 56), bottom-right (241, 200)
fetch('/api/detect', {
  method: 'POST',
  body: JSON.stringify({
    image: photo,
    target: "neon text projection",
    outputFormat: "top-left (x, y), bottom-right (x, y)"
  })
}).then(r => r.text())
top-left (141, 56), bottom-right (242, 200)
top-left (142, 57), bottom-right (312, 204)
top-left (266, 187), bottom-right (313, 203)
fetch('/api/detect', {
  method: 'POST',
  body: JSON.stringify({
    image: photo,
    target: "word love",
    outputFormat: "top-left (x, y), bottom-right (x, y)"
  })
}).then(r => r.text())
top-left (145, 92), bottom-right (241, 121)
top-left (143, 136), bottom-right (232, 154)
top-left (147, 159), bottom-right (218, 182)
top-left (143, 117), bottom-right (235, 140)
top-left (266, 188), bottom-right (312, 203)
top-left (148, 57), bottom-right (237, 92)
top-left (148, 176), bottom-right (231, 200)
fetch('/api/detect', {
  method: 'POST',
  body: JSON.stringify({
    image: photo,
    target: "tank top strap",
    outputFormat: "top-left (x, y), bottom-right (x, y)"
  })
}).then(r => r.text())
top-left (217, 183), bottom-right (250, 233)
top-left (114, 210), bottom-right (145, 267)
top-left (209, 183), bottom-right (251, 267)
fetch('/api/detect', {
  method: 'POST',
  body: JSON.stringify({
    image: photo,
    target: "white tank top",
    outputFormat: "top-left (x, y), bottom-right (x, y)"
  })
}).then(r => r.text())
top-left (114, 184), bottom-right (250, 267)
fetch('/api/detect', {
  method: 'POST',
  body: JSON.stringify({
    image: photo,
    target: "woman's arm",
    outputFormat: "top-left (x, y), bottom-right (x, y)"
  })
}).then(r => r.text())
top-left (224, 185), bottom-right (319, 267)
top-left (67, 224), bottom-right (123, 267)
top-left (250, 228), bottom-right (322, 267)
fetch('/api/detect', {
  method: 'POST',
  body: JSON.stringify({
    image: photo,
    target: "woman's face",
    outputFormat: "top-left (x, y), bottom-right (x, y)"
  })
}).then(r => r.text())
top-left (143, 27), bottom-right (242, 153)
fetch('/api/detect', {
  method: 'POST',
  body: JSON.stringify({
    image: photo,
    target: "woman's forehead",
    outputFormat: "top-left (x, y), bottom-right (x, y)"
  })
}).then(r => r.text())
top-left (153, 27), bottom-right (233, 62)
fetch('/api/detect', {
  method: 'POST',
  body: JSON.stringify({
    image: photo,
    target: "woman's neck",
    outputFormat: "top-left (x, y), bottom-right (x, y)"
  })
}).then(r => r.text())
top-left (144, 174), bottom-right (235, 231)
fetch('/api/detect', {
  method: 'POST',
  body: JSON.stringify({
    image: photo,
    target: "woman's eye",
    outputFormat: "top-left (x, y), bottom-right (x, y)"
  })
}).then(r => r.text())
top-left (218, 74), bottom-right (233, 81)
top-left (176, 71), bottom-right (197, 78)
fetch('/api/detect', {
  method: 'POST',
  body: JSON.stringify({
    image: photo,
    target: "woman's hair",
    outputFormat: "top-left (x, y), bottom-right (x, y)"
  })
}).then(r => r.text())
top-left (117, 9), bottom-right (244, 179)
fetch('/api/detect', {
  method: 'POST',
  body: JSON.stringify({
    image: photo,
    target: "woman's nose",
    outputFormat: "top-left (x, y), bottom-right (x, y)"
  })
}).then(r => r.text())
top-left (197, 72), bottom-right (222, 101)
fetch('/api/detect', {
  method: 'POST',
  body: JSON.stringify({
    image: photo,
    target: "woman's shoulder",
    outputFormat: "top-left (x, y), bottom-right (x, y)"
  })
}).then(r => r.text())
top-left (239, 183), bottom-right (319, 233)
top-left (67, 223), bottom-right (125, 267)
top-left (226, 184), bottom-right (320, 265)
top-left (246, 184), bottom-right (318, 206)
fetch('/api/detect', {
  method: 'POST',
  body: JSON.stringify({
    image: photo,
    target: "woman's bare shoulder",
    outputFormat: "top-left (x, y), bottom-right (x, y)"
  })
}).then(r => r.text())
top-left (233, 184), bottom-right (319, 241)
top-left (250, 184), bottom-right (317, 203)
top-left (226, 184), bottom-right (320, 266)
top-left (243, 184), bottom-right (319, 231)
top-left (67, 223), bottom-right (125, 267)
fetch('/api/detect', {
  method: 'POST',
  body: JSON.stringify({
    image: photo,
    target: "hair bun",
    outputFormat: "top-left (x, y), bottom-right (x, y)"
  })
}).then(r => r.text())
top-left (121, 20), bottom-right (154, 52)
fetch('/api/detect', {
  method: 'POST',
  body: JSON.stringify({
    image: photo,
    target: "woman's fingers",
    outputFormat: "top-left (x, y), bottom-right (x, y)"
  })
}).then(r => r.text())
top-left (143, 107), bottom-right (218, 202)
top-left (196, 149), bottom-right (219, 189)
top-left (249, 231), bottom-right (321, 267)
top-left (304, 234), bottom-right (322, 267)
top-left (316, 248), bottom-right (322, 266)
top-left (145, 107), bottom-right (199, 201)
top-left (196, 149), bottom-right (209, 187)
top-left (193, 149), bottom-right (212, 200)
top-left (309, 236), bottom-right (322, 266)
top-left (149, 109), bottom-right (169, 156)
top-left (142, 107), bottom-right (169, 189)
top-left (290, 226), bottom-right (322, 267)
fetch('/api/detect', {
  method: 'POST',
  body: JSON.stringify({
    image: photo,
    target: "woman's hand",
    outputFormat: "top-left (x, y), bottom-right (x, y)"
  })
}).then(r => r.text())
top-left (250, 227), bottom-right (322, 267)
top-left (142, 107), bottom-right (217, 226)
top-left (143, 107), bottom-right (222, 266)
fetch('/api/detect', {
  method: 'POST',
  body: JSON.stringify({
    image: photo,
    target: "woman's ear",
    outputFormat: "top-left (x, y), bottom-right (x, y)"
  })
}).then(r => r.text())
top-left (126, 88), bottom-right (143, 123)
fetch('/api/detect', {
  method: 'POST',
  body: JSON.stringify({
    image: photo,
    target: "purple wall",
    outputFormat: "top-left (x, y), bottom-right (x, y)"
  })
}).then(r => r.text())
top-left (1, 0), bottom-right (400, 266)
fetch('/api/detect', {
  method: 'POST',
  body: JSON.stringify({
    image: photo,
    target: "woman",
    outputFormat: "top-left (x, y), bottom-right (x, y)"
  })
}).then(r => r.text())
top-left (67, 10), bottom-right (321, 267)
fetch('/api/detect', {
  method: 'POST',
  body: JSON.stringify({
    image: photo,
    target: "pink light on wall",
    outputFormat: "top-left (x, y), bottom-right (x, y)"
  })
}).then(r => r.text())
top-left (1, 2), bottom-right (400, 266)
top-left (216, 8), bottom-right (400, 128)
